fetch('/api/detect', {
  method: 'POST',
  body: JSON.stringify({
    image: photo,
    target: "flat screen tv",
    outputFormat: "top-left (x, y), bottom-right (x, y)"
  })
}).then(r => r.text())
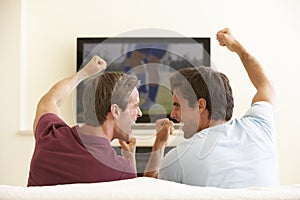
top-left (76, 37), bottom-right (210, 125)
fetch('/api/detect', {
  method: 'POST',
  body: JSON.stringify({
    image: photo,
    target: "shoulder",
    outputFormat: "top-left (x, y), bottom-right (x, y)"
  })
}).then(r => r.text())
top-left (35, 113), bottom-right (70, 140)
top-left (245, 101), bottom-right (276, 117)
top-left (243, 101), bottom-right (277, 127)
top-left (241, 101), bottom-right (276, 127)
top-left (38, 112), bottom-right (66, 123)
top-left (231, 101), bottom-right (277, 142)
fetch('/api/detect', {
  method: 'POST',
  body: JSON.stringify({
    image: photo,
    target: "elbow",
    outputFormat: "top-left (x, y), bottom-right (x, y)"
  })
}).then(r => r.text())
top-left (253, 83), bottom-right (276, 105)
top-left (265, 81), bottom-right (276, 104)
top-left (143, 171), bottom-right (158, 178)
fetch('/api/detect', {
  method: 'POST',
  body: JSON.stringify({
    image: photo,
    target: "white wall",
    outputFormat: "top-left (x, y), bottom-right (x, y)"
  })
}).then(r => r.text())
top-left (0, 0), bottom-right (299, 186)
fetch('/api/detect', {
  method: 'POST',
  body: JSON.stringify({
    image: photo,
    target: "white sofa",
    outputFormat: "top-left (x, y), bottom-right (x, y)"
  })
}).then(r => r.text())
top-left (1, 177), bottom-right (300, 200)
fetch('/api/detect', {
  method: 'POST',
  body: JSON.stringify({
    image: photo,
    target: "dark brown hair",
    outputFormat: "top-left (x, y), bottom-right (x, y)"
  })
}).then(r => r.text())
top-left (170, 66), bottom-right (234, 121)
top-left (82, 72), bottom-right (140, 126)
top-left (219, 72), bottom-right (234, 120)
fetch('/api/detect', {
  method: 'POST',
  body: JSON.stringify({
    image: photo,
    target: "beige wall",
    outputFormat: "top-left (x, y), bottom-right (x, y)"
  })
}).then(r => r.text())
top-left (0, 0), bottom-right (34, 185)
top-left (0, 0), bottom-right (299, 186)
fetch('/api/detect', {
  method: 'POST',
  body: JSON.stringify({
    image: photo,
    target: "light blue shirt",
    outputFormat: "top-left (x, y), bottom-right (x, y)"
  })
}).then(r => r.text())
top-left (158, 102), bottom-right (279, 188)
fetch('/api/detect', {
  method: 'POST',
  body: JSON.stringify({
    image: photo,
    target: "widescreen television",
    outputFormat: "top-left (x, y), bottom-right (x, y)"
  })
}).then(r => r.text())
top-left (76, 37), bottom-right (210, 125)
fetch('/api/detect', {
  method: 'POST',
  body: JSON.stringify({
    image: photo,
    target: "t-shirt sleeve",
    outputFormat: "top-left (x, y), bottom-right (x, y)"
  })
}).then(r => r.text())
top-left (243, 101), bottom-right (277, 141)
top-left (158, 148), bottom-right (183, 183)
top-left (119, 163), bottom-right (137, 180)
top-left (35, 113), bottom-right (69, 141)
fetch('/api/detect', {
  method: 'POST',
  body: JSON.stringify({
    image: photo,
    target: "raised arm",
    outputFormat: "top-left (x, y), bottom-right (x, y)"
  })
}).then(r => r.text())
top-left (144, 119), bottom-right (174, 178)
top-left (33, 56), bottom-right (107, 135)
top-left (216, 28), bottom-right (275, 105)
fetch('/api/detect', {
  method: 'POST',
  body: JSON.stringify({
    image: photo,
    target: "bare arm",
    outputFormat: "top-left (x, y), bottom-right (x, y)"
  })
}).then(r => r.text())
top-left (119, 137), bottom-right (137, 172)
top-left (33, 56), bottom-right (107, 135)
top-left (216, 28), bottom-right (276, 105)
top-left (144, 119), bottom-right (174, 178)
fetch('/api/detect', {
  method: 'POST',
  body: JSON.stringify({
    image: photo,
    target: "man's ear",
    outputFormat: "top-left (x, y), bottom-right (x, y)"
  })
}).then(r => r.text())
top-left (111, 104), bottom-right (120, 119)
top-left (198, 98), bottom-right (207, 113)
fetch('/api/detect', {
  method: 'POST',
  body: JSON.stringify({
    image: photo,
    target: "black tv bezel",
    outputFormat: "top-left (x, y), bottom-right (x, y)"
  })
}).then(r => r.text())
top-left (76, 37), bottom-right (210, 123)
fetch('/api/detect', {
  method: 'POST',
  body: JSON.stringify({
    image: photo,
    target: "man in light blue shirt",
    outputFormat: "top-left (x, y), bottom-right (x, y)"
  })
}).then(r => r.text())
top-left (144, 28), bottom-right (279, 188)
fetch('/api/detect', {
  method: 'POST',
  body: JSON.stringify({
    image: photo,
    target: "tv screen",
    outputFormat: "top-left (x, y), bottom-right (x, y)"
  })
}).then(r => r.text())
top-left (76, 37), bottom-right (210, 124)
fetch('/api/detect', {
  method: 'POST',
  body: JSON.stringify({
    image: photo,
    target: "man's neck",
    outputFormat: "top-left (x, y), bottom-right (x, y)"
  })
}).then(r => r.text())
top-left (209, 120), bottom-right (228, 128)
top-left (79, 124), bottom-right (113, 141)
top-left (199, 119), bottom-right (228, 132)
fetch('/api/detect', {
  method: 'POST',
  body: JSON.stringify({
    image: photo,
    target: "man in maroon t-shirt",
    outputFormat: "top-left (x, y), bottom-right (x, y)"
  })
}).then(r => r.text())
top-left (27, 56), bottom-right (142, 186)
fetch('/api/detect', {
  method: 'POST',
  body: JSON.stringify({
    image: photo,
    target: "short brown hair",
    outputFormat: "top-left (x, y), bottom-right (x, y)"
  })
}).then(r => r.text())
top-left (170, 66), bottom-right (234, 121)
top-left (218, 72), bottom-right (234, 120)
top-left (82, 72), bottom-right (140, 126)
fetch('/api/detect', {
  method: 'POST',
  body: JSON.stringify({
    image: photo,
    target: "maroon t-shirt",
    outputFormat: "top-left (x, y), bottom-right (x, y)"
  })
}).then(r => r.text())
top-left (27, 113), bottom-right (136, 186)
